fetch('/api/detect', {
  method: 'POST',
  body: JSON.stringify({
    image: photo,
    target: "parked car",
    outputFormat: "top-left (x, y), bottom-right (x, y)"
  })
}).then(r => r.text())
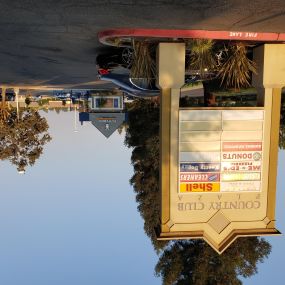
top-left (96, 46), bottom-right (216, 77)
top-left (96, 47), bottom-right (134, 71)
top-left (57, 94), bottom-right (70, 100)
top-left (99, 71), bottom-right (208, 96)
top-left (0, 90), bottom-right (15, 101)
top-left (99, 73), bottom-right (159, 98)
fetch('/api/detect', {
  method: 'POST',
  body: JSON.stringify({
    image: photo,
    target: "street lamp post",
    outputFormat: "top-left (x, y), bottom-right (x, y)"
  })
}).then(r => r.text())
top-left (14, 88), bottom-right (20, 120)
top-left (74, 101), bottom-right (78, 133)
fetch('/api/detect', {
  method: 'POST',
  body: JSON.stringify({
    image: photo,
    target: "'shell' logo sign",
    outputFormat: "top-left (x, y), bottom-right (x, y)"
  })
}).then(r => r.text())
top-left (180, 183), bottom-right (220, 193)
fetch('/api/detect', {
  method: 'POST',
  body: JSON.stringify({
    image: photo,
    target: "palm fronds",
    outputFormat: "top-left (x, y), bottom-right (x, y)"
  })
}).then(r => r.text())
top-left (186, 39), bottom-right (216, 78)
top-left (0, 103), bottom-right (11, 124)
top-left (217, 43), bottom-right (257, 90)
top-left (130, 40), bottom-right (156, 85)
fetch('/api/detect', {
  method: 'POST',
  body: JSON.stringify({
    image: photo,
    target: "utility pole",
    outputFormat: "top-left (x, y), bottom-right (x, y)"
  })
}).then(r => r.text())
top-left (14, 87), bottom-right (20, 120)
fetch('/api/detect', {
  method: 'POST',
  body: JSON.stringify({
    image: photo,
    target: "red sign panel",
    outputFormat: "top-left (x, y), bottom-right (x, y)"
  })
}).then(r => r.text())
top-left (222, 142), bottom-right (262, 152)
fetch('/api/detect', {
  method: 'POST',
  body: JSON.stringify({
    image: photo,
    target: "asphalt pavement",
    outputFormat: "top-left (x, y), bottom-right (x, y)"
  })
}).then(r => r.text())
top-left (0, 0), bottom-right (284, 88)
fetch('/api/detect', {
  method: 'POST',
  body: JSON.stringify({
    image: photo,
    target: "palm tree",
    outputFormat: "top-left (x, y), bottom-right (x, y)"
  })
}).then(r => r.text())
top-left (130, 40), bottom-right (156, 86)
top-left (217, 43), bottom-right (257, 90)
top-left (0, 87), bottom-right (11, 124)
top-left (186, 39), bottom-right (217, 78)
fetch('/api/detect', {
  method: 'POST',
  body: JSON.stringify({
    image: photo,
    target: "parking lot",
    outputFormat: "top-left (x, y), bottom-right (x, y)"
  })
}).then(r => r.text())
top-left (0, 0), bottom-right (284, 88)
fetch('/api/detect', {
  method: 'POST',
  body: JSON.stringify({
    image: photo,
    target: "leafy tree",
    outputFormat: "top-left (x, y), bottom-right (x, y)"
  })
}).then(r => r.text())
top-left (125, 98), bottom-right (167, 251)
top-left (0, 109), bottom-right (51, 172)
top-left (155, 238), bottom-right (271, 285)
top-left (25, 97), bottom-right (31, 106)
top-left (117, 119), bottom-right (128, 135)
top-left (125, 98), bottom-right (271, 284)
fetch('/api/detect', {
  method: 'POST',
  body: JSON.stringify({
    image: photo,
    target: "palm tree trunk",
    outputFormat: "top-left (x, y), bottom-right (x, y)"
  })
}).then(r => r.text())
top-left (1, 87), bottom-right (6, 105)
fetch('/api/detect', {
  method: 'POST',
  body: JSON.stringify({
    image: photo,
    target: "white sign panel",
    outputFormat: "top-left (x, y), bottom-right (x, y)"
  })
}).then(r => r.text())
top-left (220, 181), bottom-right (261, 192)
top-left (179, 110), bottom-right (264, 193)
top-left (221, 161), bottom-right (262, 172)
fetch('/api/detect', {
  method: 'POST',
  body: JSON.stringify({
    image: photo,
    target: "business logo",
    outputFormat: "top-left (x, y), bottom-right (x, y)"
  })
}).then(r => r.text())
top-left (253, 152), bottom-right (262, 161)
top-left (180, 183), bottom-right (220, 193)
top-left (180, 163), bottom-right (220, 172)
top-left (222, 151), bottom-right (262, 161)
top-left (222, 161), bottom-right (261, 172)
top-left (180, 173), bottom-right (220, 182)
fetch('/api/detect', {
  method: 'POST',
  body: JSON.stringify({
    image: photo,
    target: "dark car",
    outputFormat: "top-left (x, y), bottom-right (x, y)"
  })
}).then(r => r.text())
top-left (96, 45), bottom-right (217, 78)
top-left (98, 71), bottom-right (207, 98)
top-left (96, 47), bottom-right (134, 71)
top-left (99, 73), bottom-right (159, 98)
top-left (0, 90), bottom-right (15, 101)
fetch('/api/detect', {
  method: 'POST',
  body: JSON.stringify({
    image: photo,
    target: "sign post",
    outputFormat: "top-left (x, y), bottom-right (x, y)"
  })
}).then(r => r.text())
top-left (158, 44), bottom-right (284, 254)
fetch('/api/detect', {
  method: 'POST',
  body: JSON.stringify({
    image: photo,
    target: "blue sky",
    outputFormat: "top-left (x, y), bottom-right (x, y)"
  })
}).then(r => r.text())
top-left (0, 111), bottom-right (160, 285)
top-left (243, 149), bottom-right (285, 285)
top-left (0, 110), bottom-right (284, 285)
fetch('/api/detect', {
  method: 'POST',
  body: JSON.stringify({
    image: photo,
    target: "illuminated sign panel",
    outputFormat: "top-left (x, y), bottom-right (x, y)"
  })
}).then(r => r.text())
top-left (179, 110), bottom-right (264, 193)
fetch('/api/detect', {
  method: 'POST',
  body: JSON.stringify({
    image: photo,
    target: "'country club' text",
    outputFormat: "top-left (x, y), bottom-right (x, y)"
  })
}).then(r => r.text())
top-left (178, 200), bottom-right (261, 211)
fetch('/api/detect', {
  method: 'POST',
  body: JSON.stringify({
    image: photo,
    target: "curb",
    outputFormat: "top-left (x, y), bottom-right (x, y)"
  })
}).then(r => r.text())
top-left (98, 28), bottom-right (285, 46)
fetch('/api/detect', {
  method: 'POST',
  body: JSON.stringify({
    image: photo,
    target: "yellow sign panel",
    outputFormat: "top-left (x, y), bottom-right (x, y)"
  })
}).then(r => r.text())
top-left (180, 183), bottom-right (220, 193)
top-left (221, 172), bottom-right (261, 181)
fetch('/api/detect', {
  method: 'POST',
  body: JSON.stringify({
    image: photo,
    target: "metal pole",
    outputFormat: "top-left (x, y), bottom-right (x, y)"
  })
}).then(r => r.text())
top-left (74, 102), bottom-right (78, 132)
top-left (14, 88), bottom-right (20, 120)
